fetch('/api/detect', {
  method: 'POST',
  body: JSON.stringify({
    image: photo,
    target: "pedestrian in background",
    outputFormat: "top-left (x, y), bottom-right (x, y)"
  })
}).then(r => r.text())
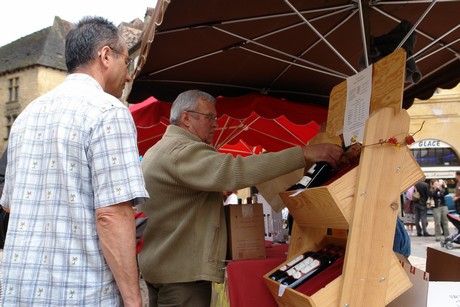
top-left (0, 16), bottom-right (148, 306)
top-left (413, 180), bottom-right (432, 237)
top-left (429, 179), bottom-right (450, 241)
top-left (403, 186), bottom-right (415, 235)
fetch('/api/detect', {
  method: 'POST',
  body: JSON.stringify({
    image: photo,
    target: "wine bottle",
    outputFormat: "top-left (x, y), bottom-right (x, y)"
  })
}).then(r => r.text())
top-left (280, 246), bottom-right (345, 288)
top-left (272, 245), bottom-right (333, 283)
top-left (287, 144), bottom-right (362, 194)
top-left (268, 251), bottom-right (316, 281)
top-left (287, 161), bottom-right (334, 192)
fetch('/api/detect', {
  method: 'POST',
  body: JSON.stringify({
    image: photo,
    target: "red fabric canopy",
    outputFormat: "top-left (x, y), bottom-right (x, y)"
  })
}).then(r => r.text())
top-left (214, 113), bottom-right (321, 152)
top-left (130, 94), bottom-right (328, 156)
top-left (217, 139), bottom-right (264, 157)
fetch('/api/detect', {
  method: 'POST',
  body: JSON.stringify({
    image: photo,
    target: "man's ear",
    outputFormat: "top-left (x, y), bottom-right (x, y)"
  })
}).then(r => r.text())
top-left (179, 111), bottom-right (191, 128)
top-left (97, 46), bottom-right (111, 69)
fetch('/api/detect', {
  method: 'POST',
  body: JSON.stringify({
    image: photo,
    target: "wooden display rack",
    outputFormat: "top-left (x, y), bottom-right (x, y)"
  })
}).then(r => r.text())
top-left (263, 48), bottom-right (425, 307)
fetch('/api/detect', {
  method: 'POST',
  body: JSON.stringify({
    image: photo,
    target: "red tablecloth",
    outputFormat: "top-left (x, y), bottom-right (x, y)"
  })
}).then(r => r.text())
top-left (226, 243), bottom-right (288, 307)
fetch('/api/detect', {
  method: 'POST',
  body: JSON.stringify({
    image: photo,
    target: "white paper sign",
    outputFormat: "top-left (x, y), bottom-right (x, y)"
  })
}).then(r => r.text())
top-left (428, 282), bottom-right (460, 307)
top-left (343, 65), bottom-right (373, 147)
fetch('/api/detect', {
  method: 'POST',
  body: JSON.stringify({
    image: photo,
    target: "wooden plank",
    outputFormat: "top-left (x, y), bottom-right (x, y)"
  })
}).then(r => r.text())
top-left (287, 225), bottom-right (328, 258)
top-left (339, 108), bottom-right (412, 306)
top-left (326, 48), bottom-right (406, 138)
top-left (385, 254), bottom-right (413, 304)
top-left (281, 187), bottom-right (350, 229)
top-left (399, 147), bottom-right (425, 192)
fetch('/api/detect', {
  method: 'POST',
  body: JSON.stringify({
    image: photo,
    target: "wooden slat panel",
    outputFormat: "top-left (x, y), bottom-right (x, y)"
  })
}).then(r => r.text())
top-left (326, 48), bottom-right (406, 138)
top-left (339, 108), bottom-right (412, 306)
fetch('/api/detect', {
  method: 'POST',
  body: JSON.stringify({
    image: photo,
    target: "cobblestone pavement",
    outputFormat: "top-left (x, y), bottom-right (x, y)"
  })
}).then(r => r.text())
top-left (407, 217), bottom-right (460, 271)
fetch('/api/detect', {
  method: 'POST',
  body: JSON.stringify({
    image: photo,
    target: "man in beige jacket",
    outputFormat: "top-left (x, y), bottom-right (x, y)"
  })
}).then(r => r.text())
top-left (139, 89), bottom-right (342, 307)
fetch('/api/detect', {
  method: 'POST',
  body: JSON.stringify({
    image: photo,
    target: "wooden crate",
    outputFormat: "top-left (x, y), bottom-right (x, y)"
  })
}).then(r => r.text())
top-left (263, 49), bottom-right (426, 306)
top-left (263, 244), bottom-right (409, 307)
top-left (278, 148), bottom-right (423, 233)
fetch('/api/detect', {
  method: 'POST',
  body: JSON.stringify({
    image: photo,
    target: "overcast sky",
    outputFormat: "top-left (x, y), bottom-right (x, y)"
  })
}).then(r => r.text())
top-left (0, 0), bottom-right (157, 47)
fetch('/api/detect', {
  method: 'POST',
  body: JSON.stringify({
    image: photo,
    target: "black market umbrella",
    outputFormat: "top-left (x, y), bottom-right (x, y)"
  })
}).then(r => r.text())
top-left (128, 0), bottom-right (460, 109)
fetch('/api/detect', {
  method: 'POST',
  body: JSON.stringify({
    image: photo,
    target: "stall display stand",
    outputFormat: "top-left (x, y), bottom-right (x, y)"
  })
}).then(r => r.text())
top-left (263, 48), bottom-right (425, 306)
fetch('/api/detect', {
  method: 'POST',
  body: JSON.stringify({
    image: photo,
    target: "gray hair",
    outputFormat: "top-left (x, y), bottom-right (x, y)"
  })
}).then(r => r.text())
top-left (170, 90), bottom-right (216, 125)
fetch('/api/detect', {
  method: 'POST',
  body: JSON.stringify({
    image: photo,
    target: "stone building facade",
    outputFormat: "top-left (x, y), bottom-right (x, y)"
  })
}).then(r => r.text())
top-left (408, 84), bottom-right (460, 150)
top-left (0, 12), bottom-right (151, 154)
top-left (0, 17), bottom-right (70, 153)
top-left (407, 84), bottom-right (460, 180)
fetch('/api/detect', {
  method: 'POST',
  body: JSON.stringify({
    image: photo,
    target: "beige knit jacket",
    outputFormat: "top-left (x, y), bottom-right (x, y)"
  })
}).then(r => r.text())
top-left (138, 125), bottom-right (305, 284)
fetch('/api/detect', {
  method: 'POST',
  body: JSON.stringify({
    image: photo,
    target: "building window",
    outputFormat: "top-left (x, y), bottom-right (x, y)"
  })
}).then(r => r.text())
top-left (410, 147), bottom-right (460, 167)
top-left (8, 77), bottom-right (19, 102)
top-left (5, 114), bottom-right (17, 140)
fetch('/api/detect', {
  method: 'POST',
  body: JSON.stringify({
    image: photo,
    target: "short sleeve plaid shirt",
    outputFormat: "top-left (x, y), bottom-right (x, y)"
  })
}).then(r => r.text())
top-left (0, 74), bottom-right (149, 306)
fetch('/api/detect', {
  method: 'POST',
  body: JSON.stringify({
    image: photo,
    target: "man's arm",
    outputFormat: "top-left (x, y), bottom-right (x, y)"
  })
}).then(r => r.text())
top-left (96, 201), bottom-right (141, 307)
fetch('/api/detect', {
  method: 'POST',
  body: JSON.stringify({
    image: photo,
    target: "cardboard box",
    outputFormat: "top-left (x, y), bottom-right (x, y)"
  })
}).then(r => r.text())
top-left (388, 247), bottom-right (460, 307)
top-left (386, 256), bottom-right (428, 307)
top-left (426, 247), bottom-right (460, 281)
top-left (225, 203), bottom-right (266, 260)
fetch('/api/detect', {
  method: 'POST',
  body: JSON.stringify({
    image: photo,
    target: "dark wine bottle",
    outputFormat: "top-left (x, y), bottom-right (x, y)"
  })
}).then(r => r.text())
top-left (268, 251), bottom-right (316, 281)
top-left (280, 246), bottom-right (344, 288)
top-left (273, 245), bottom-right (333, 283)
top-left (287, 143), bottom-right (363, 193)
top-left (287, 161), bottom-right (334, 192)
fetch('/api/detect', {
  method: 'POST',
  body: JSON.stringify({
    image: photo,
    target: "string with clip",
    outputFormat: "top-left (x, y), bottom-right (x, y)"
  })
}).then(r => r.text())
top-left (361, 121), bottom-right (425, 149)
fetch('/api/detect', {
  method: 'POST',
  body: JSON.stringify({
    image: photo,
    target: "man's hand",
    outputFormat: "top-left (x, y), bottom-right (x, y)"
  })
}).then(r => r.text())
top-left (301, 143), bottom-right (343, 168)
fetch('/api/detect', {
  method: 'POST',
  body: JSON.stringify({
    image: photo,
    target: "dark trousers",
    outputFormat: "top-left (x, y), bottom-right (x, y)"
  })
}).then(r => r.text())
top-left (0, 208), bottom-right (9, 248)
top-left (146, 280), bottom-right (211, 307)
top-left (414, 202), bottom-right (428, 235)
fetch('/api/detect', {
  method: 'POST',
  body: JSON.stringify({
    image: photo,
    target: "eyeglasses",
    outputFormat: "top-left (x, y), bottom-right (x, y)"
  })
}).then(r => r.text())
top-left (109, 46), bottom-right (134, 70)
top-left (186, 110), bottom-right (218, 121)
